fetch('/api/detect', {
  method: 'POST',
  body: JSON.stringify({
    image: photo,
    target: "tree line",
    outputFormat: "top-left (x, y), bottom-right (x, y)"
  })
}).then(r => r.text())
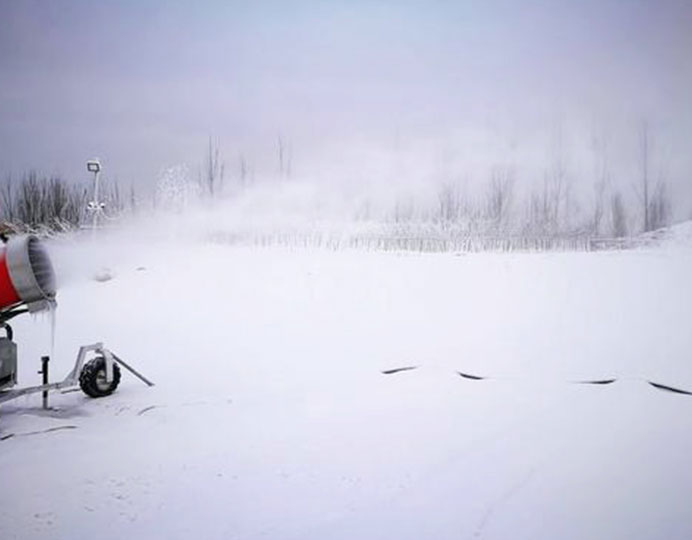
top-left (0, 171), bottom-right (129, 233)
top-left (0, 128), bottom-right (676, 239)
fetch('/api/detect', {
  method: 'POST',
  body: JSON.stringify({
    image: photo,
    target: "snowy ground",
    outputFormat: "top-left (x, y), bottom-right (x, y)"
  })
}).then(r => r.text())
top-left (1, 221), bottom-right (692, 540)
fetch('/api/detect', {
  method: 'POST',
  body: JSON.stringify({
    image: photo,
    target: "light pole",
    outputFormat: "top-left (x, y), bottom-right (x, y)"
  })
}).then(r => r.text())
top-left (86, 159), bottom-right (104, 231)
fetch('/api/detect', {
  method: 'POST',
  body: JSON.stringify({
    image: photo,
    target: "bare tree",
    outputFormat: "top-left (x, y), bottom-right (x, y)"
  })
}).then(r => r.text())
top-left (107, 178), bottom-right (124, 214)
top-left (286, 141), bottom-right (292, 178)
top-left (277, 135), bottom-right (285, 178)
top-left (205, 137), bottom-right (225, 198)
top-left (590, 130), bottom-right (610, 236)
top-left (486, 166), bottom-right (515, 229)
top-left (610, 191), bottom-right (628, 238)
top-left (541, 123), bottom-right (572, 234)
top-left (437, 181), bottom-right (463, 224)
top-left (17, 171), bottom-right (43, 225)
top-left (649, 180), bottom-right (671, 231)
top-left (524, 177), bottom-right (556, 236)
top-left (277, 135), bottom-right (292, 179)
top-left (393, 197), bottom-right (414, 224)
top-left (1, 175), bottom-right (15, 223)
top-left (238, 153), bottom-right (248, 189)
top-left (592, 179), bottom-right (607, 236)
top-left (129, 185), bottom-right (138, 214)
top-left (7, 172), bottom-right (87, 230)
top-left (638, 121), bottom-right (652, 232)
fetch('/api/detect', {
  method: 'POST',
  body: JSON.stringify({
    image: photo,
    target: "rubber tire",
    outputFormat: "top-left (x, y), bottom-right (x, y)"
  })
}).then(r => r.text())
top-left (79, 356), bottom-right (121, 398)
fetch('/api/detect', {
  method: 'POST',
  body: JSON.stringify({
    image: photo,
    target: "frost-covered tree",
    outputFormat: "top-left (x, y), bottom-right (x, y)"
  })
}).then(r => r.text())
top-left (610, 191), bottom-right (628, 238)
top-left (204, 137), bottom-right (225, 197)
top-left (486, 166), bottom-right (515, 230)
top-left (649, 181), bottom-right (671, 231)
top-left (1, 172), bottom-right (87, 231)
top-left (638, 121), bottom-right (652, 232)
top-left (436, 181), bottom-right (464, 224)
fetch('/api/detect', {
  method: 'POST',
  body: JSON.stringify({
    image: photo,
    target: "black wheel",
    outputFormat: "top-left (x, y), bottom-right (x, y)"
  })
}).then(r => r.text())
top-left (79, 356), bottom-right (121, 398)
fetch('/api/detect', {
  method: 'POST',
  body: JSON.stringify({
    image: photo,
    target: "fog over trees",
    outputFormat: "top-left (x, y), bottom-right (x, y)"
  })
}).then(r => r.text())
top-left (0, 1), bottom-right (690, 244)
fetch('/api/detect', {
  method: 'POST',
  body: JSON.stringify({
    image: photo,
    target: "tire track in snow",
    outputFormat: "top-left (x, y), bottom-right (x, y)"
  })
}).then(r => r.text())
top-left (473, 466), bottom-right (537, 539)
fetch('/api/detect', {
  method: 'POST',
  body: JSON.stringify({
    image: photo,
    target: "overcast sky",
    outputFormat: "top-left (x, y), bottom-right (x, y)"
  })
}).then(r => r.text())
top-left (1, 0), bottom-right (691, 204)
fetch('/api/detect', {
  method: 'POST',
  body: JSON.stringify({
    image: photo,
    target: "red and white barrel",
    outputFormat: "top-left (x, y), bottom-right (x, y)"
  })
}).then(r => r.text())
top-left (0, 235), bottom-right (56, 313)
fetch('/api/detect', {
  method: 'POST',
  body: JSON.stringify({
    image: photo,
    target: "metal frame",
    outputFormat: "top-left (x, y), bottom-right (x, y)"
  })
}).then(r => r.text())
top-left (0, 343), bottom-right (153, 405)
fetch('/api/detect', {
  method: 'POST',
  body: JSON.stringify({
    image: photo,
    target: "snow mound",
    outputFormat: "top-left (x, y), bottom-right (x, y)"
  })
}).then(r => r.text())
top-left (660, 220), bottom-right (692, 248)
top-left (631, 220), bottom-right (692, 251)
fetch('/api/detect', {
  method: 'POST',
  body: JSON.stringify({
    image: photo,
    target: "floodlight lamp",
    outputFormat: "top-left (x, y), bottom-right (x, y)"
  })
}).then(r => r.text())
top-left (87, 160), bottom-right (101, 173)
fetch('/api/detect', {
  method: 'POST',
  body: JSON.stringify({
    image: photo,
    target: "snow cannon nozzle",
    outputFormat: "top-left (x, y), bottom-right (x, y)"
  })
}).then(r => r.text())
top-left (0, 234), bottom-right (57, 318)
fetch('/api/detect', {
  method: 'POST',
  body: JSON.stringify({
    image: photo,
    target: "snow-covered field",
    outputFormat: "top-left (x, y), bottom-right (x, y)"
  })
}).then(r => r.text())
top-left (1, 221), bottom-right (692, 540)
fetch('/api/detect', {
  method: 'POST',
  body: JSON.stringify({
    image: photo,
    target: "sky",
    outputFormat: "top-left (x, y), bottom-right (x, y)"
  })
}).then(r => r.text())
top-left (1, 0), bottom-right (691, 209)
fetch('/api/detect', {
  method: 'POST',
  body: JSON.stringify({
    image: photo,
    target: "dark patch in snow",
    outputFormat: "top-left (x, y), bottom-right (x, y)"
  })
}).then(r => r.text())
top-left (115, 405), bottom-right (131, 416)
top-left (457, 371), bottom-right (487, 380)
top-left (15, 425), bottom-right (77, 437)
top-left (1, 405), bottom-right (89, 419)
top-left (137, 405), bottom-right (157, 416)
top-left (381, 366), bottom-right (418, 375)
top-left (573, 379), bottom-right (617, 385)
top-left (648, 381), bottom-right (692, 396)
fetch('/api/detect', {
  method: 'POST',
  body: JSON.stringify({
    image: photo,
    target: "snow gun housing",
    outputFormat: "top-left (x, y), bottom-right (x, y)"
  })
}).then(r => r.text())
top-left (0, 234), bottom-right (56, 323)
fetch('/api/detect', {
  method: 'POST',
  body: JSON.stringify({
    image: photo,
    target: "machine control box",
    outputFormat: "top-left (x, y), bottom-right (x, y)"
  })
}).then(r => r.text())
top-left (0, 337), bottom-right (17, 390)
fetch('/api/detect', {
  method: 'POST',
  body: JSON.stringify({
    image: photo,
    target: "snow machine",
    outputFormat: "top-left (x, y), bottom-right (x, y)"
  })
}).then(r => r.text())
top-left (0, 234), bottom-right (152, 408)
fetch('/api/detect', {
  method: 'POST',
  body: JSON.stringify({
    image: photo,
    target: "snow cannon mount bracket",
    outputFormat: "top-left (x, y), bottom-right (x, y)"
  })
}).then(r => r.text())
top-left (0, 341), bottom-right (154, 407)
